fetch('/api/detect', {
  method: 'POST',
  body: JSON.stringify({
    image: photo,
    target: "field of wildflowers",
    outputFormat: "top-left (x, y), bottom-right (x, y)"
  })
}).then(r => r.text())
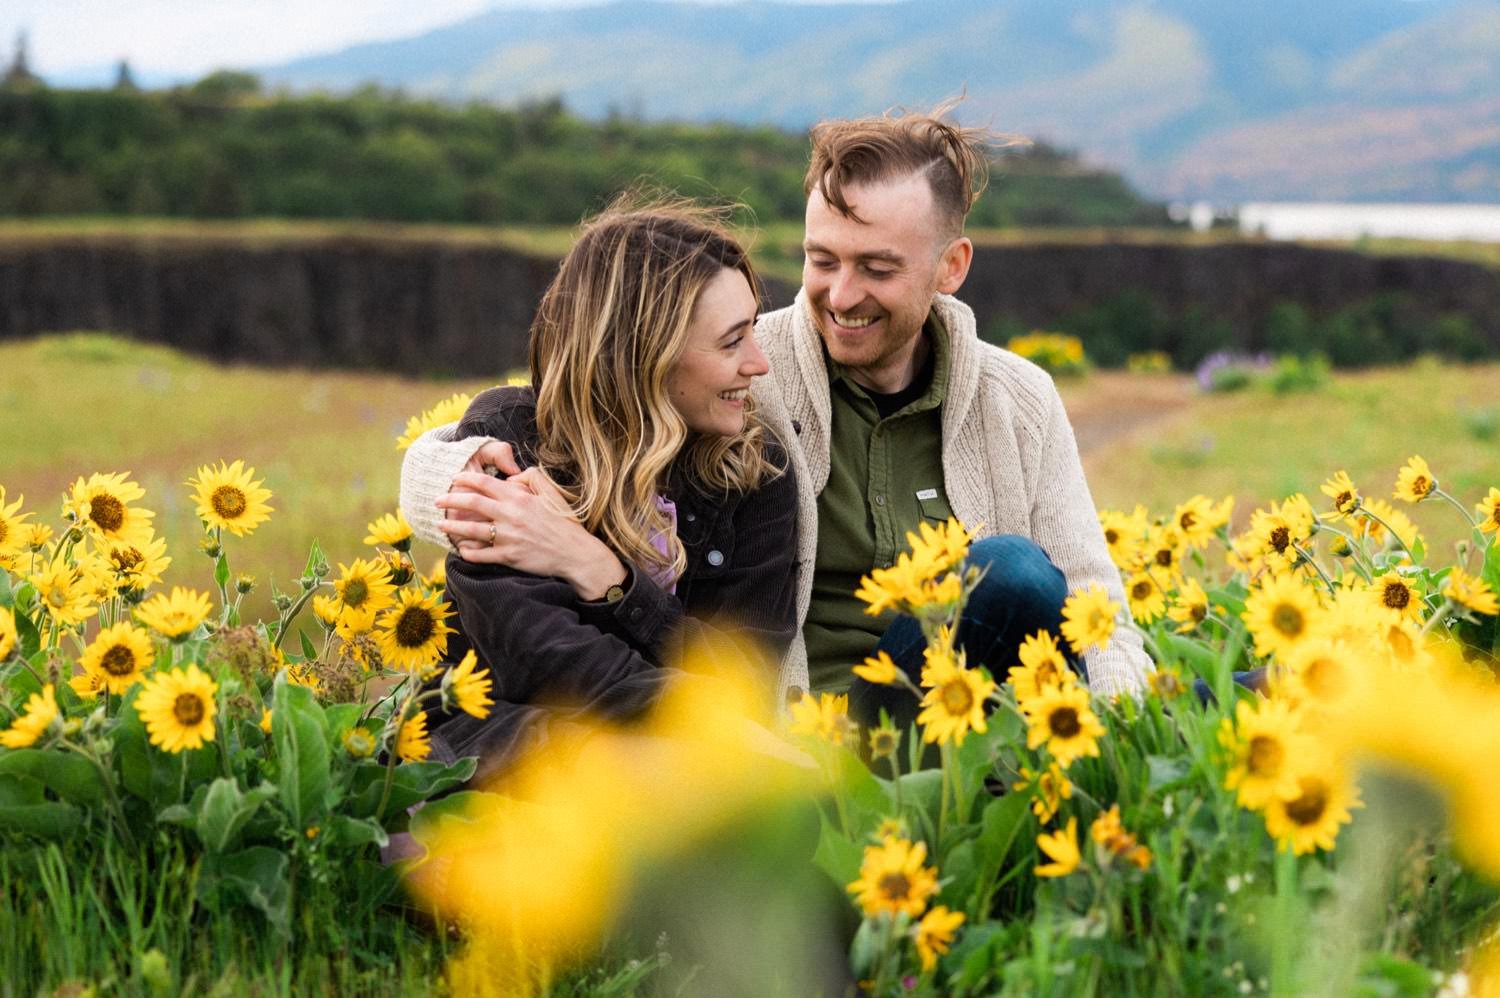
top-left (3, 384), bottom-right (1500, 996)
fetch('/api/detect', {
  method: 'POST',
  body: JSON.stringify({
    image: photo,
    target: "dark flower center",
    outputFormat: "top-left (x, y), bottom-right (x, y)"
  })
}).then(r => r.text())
top-left (1179, 511), bottom-right (1196, 530)
top-left (941, 680), bottom-right (974, 715)
top-left (877, 872), bottom-right (911, 900)
top-left (342, 579), bottom-right (369, 608)
top-left (1248, 735), bottom-right (1283, 775)
top-left (1269, 526), bottom-right (1290, 553)
top-left (1155, 549), bottom-right (1173, 567)
top-left (173, 693), bottom-right (206, 726)
top-left (101, 645), bottom-right (137, 676)
top-left (395, 607), bottom-right (435, 648)
top-left (1382, 581), bottom-right (1410, 610)
top-left (1132, 580), bottom-right (1153, 600)
top-left (1272, 604), bottom-right (1305, 637)
top-left (1104, 528), bottom-right (1119, 544)
top-left (211, 486), bottom-right (248, 519)
top-left (1335, 491), bottom-right (1353, 511)
top-left (111, 547), bottom-right (143, 572)
top-left (1284, 779), bottom-right (1329, 826)
top-left (1049, 707), bottom-right (1081, 738)
top-left (89, 494), bottom-right (126, 532)
top-left (1412, 475), bottom-right (1430, 496)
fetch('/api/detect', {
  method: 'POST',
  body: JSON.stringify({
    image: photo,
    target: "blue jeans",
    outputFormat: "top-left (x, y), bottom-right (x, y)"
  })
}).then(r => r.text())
top-left (848, 534), bottom-right (1083, 732)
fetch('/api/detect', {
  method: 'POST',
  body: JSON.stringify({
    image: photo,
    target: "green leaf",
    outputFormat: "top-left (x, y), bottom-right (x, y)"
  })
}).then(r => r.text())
top-left (196, 777), bottom-right (280, 854)
top-left (14, 609), bottom-right (42, 663)
top-left (811, 810), bottom-right (862, 888)
top-left (0, 801), bottom-right (83, 839)
top-left (112, 688), bottom-right (218, 808)
top-left (347, 757), bottom-right (476, 823)
top-left (940, 838), bottom-right (978, 908)
top-left (0, 772), bottom-right (45, 806)
top-left (271, 675), bottom-right (333, 830)
top-left (405, 789), bottom-right (497, 846)
top-left (210, 846), bottom-right (289, 933)
top-left (214, 552), bottom-right (230, 592)
top-left (329, 814), bottom-right (390, 849)
top-left (303, 538), bottom-right (326, 580)
top-left (0, 748), bottom-right (105, 806)
top-left (298, 629), bottom-right (318, 663)
top-left (1146, 754), bottom-right (1192, 793)
top-left (0, 570), bottom-right (12, 608)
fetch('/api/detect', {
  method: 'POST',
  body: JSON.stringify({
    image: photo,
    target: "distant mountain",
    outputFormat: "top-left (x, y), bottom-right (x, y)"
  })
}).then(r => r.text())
top-left (261, 0), bottom-right (1500, 203)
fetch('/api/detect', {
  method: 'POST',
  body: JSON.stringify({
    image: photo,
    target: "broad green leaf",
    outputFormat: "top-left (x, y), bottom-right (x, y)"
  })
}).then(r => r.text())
top-left (0, 748), bottom-right (105, 806)
top-left (214, 552), bottom-right (230, 592)
top-left (196, 777), bottom-right (280, 854)
top-left (271, 675), bottom-right (332, 830)
top-left (1, 659), bottom-right (42, 699)
top-left (112, 689), bottom-right (218, 808)
top-left (811, 810), bottom-right (862, 889)
top-left (0, 801), bottom-right (82, 839)
top-left (405, 790), bottom-right (499, 846)
top-left (1146, 754), bottom-right (1192, 793)
top-left (329, 814), bottom-right (389, 849)
top-left (14, 609), bottom-right (42, 663)
top-left (0, 570), bottom-right (12, 608)
top-left (940, 838), bottom-right (978, 909)
top-left (0, 772), bottom-right (45, 807)
top-left (298, 629), bottom-right (318, 663)
top-left (347, 757), bottom-right (476, 823)
top-left (211, 845), bottom-right (289, 933)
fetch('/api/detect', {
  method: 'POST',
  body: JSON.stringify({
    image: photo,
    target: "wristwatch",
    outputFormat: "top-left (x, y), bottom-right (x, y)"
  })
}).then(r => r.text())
top-left (601, 582), bottom-right (626, 604)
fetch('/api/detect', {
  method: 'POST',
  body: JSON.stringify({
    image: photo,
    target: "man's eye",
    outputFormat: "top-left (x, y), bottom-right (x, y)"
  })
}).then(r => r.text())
top-left (808, 258), bottom-right (836, 270)
top-left (865, 268), bottom-right (893, 278)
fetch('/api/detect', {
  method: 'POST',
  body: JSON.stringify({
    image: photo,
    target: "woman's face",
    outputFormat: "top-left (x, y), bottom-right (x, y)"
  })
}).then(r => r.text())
top-left (666, 268), bottom-right (768, 436)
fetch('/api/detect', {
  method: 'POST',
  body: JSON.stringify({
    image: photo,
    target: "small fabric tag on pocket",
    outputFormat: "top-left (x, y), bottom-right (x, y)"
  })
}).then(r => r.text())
top-left (915, 488), bottom-right (938, 501)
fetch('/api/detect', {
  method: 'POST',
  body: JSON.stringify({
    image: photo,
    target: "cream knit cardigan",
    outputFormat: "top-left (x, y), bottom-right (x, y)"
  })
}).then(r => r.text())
top-left (399, 291), bottom-right (1153, 700)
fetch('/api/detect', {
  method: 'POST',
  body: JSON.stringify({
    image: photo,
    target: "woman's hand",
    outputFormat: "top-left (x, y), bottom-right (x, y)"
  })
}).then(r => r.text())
top-left (436, 468), bottom-right (627, 600)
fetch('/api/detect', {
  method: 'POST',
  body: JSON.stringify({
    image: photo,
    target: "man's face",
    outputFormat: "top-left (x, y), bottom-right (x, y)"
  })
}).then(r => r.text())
top-left (802, 172), bottom-right (971, 389)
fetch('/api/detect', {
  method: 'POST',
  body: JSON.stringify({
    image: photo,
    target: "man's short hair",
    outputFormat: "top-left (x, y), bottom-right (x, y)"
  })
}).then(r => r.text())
top-left (804, 102), bottom-right (1002, 239)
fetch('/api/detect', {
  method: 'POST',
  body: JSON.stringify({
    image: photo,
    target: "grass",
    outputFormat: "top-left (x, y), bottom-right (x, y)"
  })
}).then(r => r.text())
top-left (0, 333), bottom-right (496, 622)
top-left (1068, 360), bottom-right (1500, 559)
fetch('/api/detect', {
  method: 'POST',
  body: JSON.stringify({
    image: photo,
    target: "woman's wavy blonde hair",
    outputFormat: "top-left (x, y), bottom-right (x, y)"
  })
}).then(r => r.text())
top-left (528, 196), bottom-right (779, 581)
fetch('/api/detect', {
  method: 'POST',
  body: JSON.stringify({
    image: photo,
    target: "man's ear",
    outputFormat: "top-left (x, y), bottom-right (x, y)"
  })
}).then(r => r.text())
top-left (935, 236), bottom-right (973, 295)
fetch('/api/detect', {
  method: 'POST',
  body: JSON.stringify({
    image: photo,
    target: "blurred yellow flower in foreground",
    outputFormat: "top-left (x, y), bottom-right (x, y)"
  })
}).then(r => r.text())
top-left (135, 664), bottom-right (218, 753)
top-left (0, 684), bottom-right (59, 748)
top-left (1242, 573), bottom-right (1322, 661)
top-left (848, 835), bottom-right (939, 919)
top-left (1262, 753), bottom-right (1361, 855)
top-left (188, 460), bottom-right (273, 537)
top-left (1035, 817), bottom-right (1081, 878)
top-left (410, 647), bottom-right (812, 969)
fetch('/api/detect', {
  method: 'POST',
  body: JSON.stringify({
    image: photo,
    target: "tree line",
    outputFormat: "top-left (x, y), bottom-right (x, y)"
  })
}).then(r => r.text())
top-left (0, 72), bottom-right (1171, 228)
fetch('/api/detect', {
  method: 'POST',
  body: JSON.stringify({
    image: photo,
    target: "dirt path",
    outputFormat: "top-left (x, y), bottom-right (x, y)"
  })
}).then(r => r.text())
top-left (1059, 372), bottom-right (1197, 458)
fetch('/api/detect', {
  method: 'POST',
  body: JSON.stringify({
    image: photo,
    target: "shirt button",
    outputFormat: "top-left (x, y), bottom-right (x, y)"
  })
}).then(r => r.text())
top-left (629, 607), bottom-right (644, 622)
top-left (684, 512), bottom-right (696, 522)
top-left (874, 494), bottom-right (886, 506)
top-left (706, 549), bottom-right (725, 567)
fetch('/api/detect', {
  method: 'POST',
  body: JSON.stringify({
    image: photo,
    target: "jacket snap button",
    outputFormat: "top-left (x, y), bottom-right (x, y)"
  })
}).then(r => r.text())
top-left (706, 550), bottom-right (725, 567)
top-left (629, 607), bottom-right (644, 622)
top-left (685, 512), bottom-right (696, 522)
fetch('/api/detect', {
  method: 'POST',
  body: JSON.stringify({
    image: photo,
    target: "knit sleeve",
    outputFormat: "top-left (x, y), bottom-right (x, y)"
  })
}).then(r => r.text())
top-left (1028, 380), bottom-right (1154, 698)
top-left (398, 423), bottom-right (496, 550)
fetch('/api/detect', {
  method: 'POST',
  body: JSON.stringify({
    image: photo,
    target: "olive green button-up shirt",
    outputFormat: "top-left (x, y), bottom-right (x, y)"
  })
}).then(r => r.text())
top-left (803, 315), bottom-right (956, 693)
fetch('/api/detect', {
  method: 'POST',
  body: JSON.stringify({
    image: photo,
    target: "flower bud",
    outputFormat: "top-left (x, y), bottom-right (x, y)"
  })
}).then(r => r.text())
top-left (273, 594), bottom-right (294, 612)
top-left (199, 535), bottom-right (222, 559)
top-left (235, 574), bottom-right (256, 595)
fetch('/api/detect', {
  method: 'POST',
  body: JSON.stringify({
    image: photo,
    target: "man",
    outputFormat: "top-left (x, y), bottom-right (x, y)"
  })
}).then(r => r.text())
top-left (400, 108), bottom-right (1152, 722)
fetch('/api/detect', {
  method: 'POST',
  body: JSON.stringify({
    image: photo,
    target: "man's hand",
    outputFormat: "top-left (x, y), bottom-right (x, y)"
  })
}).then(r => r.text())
top-left (435, 468), bottom-right (628, 600)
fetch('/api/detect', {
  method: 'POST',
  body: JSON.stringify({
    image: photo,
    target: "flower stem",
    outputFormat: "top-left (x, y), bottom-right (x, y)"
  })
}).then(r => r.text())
top-left (1358, 507), bottom-right (1416, 562)
top-left (1291, 541), bottom-right (1337, 596)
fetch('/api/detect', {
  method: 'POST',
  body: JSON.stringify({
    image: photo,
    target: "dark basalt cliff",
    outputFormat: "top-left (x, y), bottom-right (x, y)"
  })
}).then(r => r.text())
top-left (1, 233), bottom-right (1495, 375)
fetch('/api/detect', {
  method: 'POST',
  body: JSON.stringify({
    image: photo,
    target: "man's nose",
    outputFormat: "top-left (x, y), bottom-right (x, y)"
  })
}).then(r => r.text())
top-left (826, 267), bottom-right (864, 312)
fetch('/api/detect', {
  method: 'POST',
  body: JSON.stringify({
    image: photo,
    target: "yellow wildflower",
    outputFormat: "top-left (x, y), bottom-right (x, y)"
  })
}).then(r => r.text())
top-left (1013, 761), bottom-right (1073, 823)
top-left (134, 664), bottom-right (218, 753)
top-left (1444, 568), bottom-right (1499, 616)
top-left (1166, 577), bottom-right (1210, 634)
top-left (847, 836), bottom-right (939, 918)
top-left (787, 692), bottom-right (855, 747)
top-left (916, 659), bottom-right (995, 747)
top-left (0, 684), bottom-right (59, 748)
top-left (0, 606), bottom-right (15, 661)
top-left (187, 460), bottom-right (274, 537)
top-left (396, 391), bottom-right (473, 450)
top-left (1024, 682), bottom-right (1106, 768)
top-left (1059, 584), bottom-right (1118, 656)
top-left (1320, 470), bottom-right (1361, 519)
top-left (1476, 487), bottom-right (1500, 535)
top-left (375, 590), bottom-right (455, 673)
top-left (1393, 455), bottom-right (1436, 503)
top-left (914, 906), bottom-right (965, 972)
top-left (134, 586), bottom-right (214, 639)
top-left (396, 711), bottom-right (431, 762)
top-left (66, 472), bottom-right (155, 545)
top-left (1035, 817), bottom-right (1081, 878)
top-left (852, 650), bottom-right (900, 685)
top-left (1219, 698), bottom-right (1308, 811)
top-left (444, 650), bottom-right (495, 719)
top-left (79, 622), bottom-right (155, 695)
top-left (364, 510), bottom-right (414, 551)
top-left (1242, 573), bottom-right (1323, 661)
top-left (1262, 755), bottom-right (1361, 855)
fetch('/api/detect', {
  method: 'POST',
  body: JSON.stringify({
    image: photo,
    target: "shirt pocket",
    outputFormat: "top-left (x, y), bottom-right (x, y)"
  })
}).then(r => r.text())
top-left (915, 487), bottom-right (954, 524)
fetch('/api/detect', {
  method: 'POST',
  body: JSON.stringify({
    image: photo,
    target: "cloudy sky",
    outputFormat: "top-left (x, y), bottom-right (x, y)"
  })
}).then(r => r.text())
top-left (1, 0), bottom-right (884, 81)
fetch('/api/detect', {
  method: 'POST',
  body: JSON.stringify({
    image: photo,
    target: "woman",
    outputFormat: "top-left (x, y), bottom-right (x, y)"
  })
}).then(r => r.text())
top-left (417, 200), bottom-right (799, 784)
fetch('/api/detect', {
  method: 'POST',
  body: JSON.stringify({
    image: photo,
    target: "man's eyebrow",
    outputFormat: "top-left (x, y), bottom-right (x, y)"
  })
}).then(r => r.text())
top-left (802, 240), bottom-right (905, 265)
